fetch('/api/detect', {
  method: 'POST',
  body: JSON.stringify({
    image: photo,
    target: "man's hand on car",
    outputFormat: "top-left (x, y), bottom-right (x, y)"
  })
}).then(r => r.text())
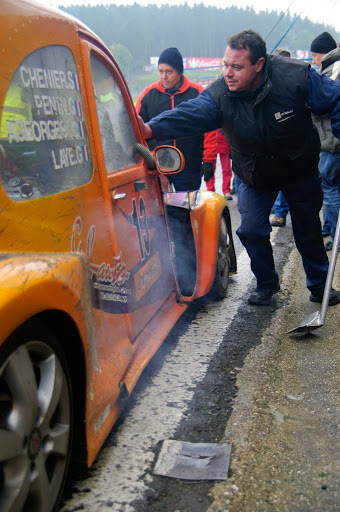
top-left (137, 115), bottom-right (152, 139)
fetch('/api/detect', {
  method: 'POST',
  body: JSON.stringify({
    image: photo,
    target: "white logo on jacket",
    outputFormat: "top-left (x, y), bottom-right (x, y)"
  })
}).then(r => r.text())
top-left (274, 109), bottom-right (294, 122)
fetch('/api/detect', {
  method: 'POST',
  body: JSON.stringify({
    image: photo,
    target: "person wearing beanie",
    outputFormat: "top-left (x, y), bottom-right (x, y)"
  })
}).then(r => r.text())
top-left (136, 48), bottom-right (216, 191)
top-left (158, 47), bottom-right (184, 75)
top-left (310, 32), bottom-right (340, 252)
top-left (139, 29), bottom-right (340, 307)
top-left (310, 31), bottom-right (337, 69)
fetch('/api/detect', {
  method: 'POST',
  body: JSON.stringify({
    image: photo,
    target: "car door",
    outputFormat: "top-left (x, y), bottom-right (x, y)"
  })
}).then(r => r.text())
top-left (80, 41), bottom-right (177, 341)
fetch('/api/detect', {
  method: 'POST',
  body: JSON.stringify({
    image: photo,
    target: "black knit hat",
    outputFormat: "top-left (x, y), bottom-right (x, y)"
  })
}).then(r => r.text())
top-left (310, 32), bottom-right (336, 54)
top-left (158, 47), bottom-right (183, 74)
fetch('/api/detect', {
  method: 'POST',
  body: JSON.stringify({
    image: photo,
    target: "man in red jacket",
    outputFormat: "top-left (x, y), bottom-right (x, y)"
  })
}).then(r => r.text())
top-left (136, 47), bottom-right (216, 191)
top-left (206, 129), bottom-right (233, 200)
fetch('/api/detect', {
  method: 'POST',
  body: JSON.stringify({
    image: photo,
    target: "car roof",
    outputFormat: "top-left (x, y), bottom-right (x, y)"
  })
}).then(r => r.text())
top-left (0, 0), bottom-right (97, 42)
top-left (0, 0), bottom-right (116, 88)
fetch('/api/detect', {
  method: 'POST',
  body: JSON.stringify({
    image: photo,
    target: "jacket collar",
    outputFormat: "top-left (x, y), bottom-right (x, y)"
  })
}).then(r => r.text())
top-left (321, 47), bottom-right (340, 71)
top-left (156, 75), bottom-right (191, 95)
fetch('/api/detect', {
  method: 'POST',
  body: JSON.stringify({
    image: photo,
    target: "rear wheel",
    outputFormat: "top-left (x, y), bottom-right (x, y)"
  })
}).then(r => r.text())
top-left (0, 321), bottom-right (73, 512)
top-left (208, 215), bottom-right (232, 300)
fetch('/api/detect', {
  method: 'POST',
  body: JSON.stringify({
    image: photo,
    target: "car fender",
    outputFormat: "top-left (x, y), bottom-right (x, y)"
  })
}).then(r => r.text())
top-left (189, 191), bottom-right (230, 299)
top-left (0, 253), bottom-right (95, 367)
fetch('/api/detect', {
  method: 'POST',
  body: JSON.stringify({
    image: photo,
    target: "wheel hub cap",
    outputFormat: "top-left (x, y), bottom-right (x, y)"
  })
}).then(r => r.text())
top-left (28, 428), bottom-right (42, 459)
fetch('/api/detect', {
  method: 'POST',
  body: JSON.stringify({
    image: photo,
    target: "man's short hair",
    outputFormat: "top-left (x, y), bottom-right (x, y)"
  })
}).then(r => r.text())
top-left (227, 30), bottom-right (267, 64)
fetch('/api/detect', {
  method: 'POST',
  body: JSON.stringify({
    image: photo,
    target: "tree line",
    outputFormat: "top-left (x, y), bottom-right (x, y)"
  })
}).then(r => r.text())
top-left (60, 3), bottom-right (340, 98)
top-left (61, 2), bottom-right (339, 62)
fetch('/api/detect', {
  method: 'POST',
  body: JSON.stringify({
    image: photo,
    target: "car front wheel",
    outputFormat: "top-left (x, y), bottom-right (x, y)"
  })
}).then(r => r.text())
top-left (0, 321), bottom-right (73, 512)
top-left (207, 215), bottom-right (232, 300)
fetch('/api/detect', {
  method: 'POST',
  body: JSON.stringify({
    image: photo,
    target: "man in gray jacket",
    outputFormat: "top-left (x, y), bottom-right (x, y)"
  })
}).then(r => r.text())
top-left (311, 32), bottom-right (340, 251)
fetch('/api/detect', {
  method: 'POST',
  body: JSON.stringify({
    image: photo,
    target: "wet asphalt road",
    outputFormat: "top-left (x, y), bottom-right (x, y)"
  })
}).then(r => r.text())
top-left (59, 162), bottom-right (298, 511)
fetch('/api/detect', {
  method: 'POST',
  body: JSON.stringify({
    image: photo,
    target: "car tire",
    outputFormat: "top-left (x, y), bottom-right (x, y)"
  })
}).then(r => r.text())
top-left (207, 214), bottom-right (232, 301)
top-left (0, 320), bottom-right (73, 512)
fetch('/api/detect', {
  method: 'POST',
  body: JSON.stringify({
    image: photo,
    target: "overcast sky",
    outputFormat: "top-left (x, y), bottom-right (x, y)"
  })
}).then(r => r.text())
top-left (42, 0), bottom-right (340, 33)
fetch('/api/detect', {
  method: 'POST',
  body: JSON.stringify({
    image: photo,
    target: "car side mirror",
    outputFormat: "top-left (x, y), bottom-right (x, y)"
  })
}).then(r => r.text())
top-left (155, 146), bottom-right (184, 174)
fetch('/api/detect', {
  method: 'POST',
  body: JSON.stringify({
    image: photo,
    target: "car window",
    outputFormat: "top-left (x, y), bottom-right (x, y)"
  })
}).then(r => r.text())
top-left (0, 45), bottom-right (93, 201)
top-left (90, 54), bottom-right (140, 173)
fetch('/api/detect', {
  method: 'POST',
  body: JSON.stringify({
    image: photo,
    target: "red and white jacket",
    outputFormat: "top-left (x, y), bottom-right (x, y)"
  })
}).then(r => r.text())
top-left (136, 75), bottom-right (216, 172)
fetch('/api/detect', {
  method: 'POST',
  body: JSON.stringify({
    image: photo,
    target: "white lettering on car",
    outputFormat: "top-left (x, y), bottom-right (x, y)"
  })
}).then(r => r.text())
top-left (52, 147), bottom-right (82, 169)
top-left (20, 66), bottom-right (79, 90)
top-left (34, 94), bottom-right (72, 116)
top-left (8, 119), bottom-right (68, 143)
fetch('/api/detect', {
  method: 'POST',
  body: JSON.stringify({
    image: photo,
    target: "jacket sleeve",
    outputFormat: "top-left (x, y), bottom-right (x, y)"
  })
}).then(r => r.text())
top-left (148, 90), bottom-right (222, 141)
top-left (202, 129), bottom-right (217, 163)
top-left (307, 67), bottom-right (340, 139)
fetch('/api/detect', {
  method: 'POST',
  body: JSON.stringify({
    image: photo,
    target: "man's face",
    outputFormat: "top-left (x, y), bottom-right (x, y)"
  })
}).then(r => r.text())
top-left (223, 46), bottom-right (265, 92)
top-left (158, 63), bottom-right (181, 89)
top-left (311, 52), bottom-right (325, 69)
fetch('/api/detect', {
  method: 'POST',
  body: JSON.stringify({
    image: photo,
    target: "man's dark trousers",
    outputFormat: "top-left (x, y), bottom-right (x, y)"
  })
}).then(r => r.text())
top-left (236, 173), bottom-right (329, 294)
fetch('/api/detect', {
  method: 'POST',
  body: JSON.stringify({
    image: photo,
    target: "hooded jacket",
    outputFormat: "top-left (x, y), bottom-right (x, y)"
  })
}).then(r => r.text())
top-left (136, 75), bottom-right (216, 172)
top-left (312, 47), bottom-right (340, 153)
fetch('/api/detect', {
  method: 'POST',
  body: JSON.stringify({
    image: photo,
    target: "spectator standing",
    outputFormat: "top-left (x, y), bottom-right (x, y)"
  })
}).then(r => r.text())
top-left (136, 47), bottom-right (216, 191)
top-left (311, 32), bottom-right (340, 251)
top-left (206, 129), bottom-right (233, 200)
top-left (138, 30), bottom-right (340, 307)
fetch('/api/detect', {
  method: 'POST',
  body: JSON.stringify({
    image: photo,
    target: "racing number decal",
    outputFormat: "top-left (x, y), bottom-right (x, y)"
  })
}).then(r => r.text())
top-left (131, 197), bottom-right (150, 261)
top-left (139, 198), bottom-right (151, 257)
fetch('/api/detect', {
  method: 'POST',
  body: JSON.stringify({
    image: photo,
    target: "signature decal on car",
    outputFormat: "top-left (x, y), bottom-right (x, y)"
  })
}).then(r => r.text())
top-left (70, 206), bottom-right (165, 314)
top-left (90, 253), bottom-right (131, 304)
top-left (71, 216), bottom-right (131, 311)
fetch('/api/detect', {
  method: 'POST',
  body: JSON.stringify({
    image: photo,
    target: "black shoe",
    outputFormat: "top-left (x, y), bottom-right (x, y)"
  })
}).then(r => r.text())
top-left (248, 283), bottom-right (280, 306)
top-left (310, 289), bottom-right (340, 306)
top-left (324, 240), bottom-right (333, 251)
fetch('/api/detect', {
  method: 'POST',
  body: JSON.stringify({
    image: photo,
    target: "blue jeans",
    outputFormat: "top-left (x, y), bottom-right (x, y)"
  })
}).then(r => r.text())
top-left (319, 151), bottom-right (340, 242)
top-left (233, 174), bottom-right (241, 196)
top-left (322, 214), bottom-right (331, 235)
top-left (236, 173), bottom-right (329, 293)
top-left (274, 191), bottom-right (289, 218)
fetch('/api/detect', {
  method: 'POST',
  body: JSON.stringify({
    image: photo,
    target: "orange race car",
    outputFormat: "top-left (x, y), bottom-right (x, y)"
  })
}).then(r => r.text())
top-left (0, 1), bottom-right (237, 510)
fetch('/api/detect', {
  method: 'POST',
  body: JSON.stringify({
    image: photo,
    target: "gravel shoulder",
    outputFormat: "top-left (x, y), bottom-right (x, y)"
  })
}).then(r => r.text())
top-left (210, 245), bottom-right (340, 512)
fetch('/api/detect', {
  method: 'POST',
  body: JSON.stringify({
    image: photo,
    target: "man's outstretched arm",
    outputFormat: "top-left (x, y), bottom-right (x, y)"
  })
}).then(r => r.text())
top-left (138, 115), bottom-right (153, 139)
top-left (138, 90), bottom-right (222, 142)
